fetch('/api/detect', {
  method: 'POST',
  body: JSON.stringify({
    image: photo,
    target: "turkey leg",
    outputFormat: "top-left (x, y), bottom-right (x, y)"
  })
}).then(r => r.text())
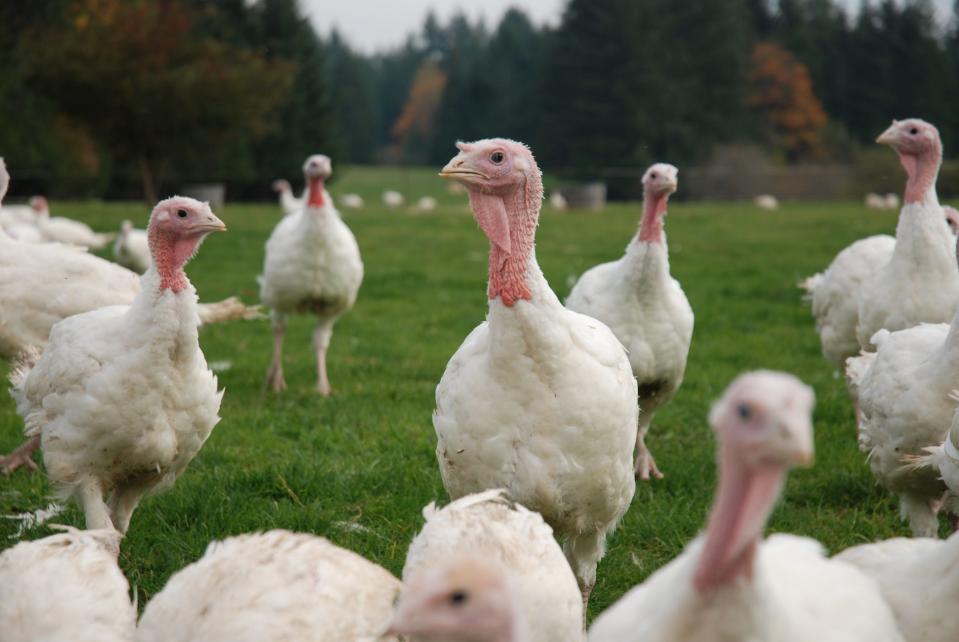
top-left (0, 435), bottom-right (41, 475)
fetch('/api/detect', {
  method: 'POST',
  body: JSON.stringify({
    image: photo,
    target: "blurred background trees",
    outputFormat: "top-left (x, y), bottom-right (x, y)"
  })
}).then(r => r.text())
top-left (2, 0), bottom-right (958, 198)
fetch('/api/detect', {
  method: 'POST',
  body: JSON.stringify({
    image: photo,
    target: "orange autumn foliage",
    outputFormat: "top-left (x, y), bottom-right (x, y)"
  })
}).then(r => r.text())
top-left (391, 59), bottom-right (447, 144)
top-left (747, 41), bottom-right (828, 162)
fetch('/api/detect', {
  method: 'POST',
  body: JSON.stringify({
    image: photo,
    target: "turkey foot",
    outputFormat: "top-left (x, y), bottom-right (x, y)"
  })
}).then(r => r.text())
top-left (0, 435), bottom-right (41, 475)
top-left (265, 363), bottom-right (287, 392)
top-left (634, 433), bottom-right (663, 481)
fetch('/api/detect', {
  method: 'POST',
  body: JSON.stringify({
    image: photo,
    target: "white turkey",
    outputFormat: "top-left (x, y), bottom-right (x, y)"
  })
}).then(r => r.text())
top-left (259, 154), bottom-right (363, 394)
top-left (383, 190), bottom-right (404, 208)
top-left (339, 193), bottom-right (365, 210)
top-left (401, 490), bottom-right (582, 638)
top-left (271, 178), bottom-right (303, 217)
top-left (434, 138), bottom-right (638, 612)
top-left (566, 163), bottom-right (693, 480)
top-left (549, 191), bottom-right (568, 211)
top-left (113, 219), bottom-right (151, 273)
top-left (8, 197), bottom-right (224, 534)
top-left (387, 556), bottom-right (528, 642)
top-left (588, 371), bottom-right (904, 642)
top-left (136, 530), bottom-right (402, 642)
top-left (856, 119), bottom-right (958, 349)
top-left (845, 288), bottom-right (959, 537)
top-left (837, 533), bottom-right (957, 642)
top-left (885, 192), bottom-right (901, 210)
top-left (30, 196), bottom-right (114, 250)
top-left (866, 192), bottom-right (887, 209)
top-left (0, 527), bottom-right (136, 642)
top-left (415, 195), bottom-right (437, 212)
top-left (753, 194), bottom-right (779, 210)
top-left (801, 234), bottom-right (896, 366)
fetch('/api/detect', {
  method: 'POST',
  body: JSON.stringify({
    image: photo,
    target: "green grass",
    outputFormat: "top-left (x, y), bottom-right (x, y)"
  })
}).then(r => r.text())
top-left (0, 166), bottom-right (924, 619)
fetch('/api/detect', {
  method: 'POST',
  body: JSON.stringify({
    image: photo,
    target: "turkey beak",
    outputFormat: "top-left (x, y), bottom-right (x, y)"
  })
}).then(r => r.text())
top-left (190, 212), bottom-right (227, 234)
top-left (439, 157), bottom-right (486, 182)
top-left (876, 123), bottom-right (898, 146)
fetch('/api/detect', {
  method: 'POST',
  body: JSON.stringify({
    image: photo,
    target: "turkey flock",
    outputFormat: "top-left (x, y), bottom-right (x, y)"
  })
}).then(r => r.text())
top-left (0, 117), bottom-right (956, 642)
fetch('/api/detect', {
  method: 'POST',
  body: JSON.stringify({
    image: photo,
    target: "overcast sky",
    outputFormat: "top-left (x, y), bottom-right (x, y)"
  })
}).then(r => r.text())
top-left (302, 0), bottom-right (954, 54)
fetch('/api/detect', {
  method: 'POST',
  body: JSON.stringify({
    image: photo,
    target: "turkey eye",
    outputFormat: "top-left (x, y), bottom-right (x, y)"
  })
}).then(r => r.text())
top-left (490, 151), bottom-right (505, 164)
top-left (650, 173), bottom-right (657, 179)
top-left (737, 404), bottom-right (752, 420)
top-left (909, 128), bottom-right (918, 135)
top-left (176, 210), bottom-right (188, 218)
top-left (449, 590), bottom-right (468, 606)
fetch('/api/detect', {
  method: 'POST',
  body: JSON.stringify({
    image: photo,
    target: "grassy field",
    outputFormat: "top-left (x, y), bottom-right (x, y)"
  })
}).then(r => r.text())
top-left (0, 166), bottom-right (929, 620)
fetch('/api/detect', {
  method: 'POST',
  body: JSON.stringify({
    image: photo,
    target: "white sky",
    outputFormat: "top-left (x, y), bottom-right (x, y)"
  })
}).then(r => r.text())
top-left (301, 0), bottom-right (954, 54)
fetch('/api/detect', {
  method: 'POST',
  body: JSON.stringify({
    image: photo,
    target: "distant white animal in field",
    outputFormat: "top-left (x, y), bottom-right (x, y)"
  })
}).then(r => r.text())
top-left (112, 219), bottom-right (150, 273)
top-left (0, 528), bottom-right (135, 642)
top-left (884, 193), bottom-right (900, 209)
top-left (7, 197), bottom-right (225, 535)
top-left (339, 193), bottom-right (364, 209)
top-left (549, 191), bottom-right (568, 211)
top-left (857, 119), bottom-right (957, 350)
top-left (753, 194), bottom-right (779, 210)
top-left (447, 181), bottom-right (465, 196)
top-left (29, 196), bottom-right (114, 250)
top-left (434, 139), bottom-right (637, 613)
top-left (566, 163), bottom-right (693, 480)
top-left (260, 154), bottom-right (363, 395)
top-left (136, 530), bottom-right (403, 642)
top-left (415, 196), bottom-right (437, 212)
top-left (382, 190), bottom-right (404, 208)
top-left (838, 532), bottom-right (959, 642)
top-left (399, 490), bottom-right (582, 639)
top-left (272, 178), bottom-right (304, 217)
top-left (865, 192), bottom-right (887, 209)
top-left (589, 371), bottom-right (905, 642)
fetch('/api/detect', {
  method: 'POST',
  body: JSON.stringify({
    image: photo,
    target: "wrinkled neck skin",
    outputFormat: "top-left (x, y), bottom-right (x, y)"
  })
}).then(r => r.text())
top-left (637, 191), bottom-right (669, 244)
top-left (692, 445), bottom-right (785, 595)
top-left (307, 177), bottom-right (326, 208)
top-left (626, 191), bottom-right (672, 290)
top-left (148, 227), bottom-right (202, 294)
top-left (470, 185), bottom-right (542, 308)
top-left (900, 148), bottom-right (941, 206)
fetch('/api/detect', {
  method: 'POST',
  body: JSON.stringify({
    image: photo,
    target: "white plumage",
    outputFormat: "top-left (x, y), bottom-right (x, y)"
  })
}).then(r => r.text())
top-left (113, 219), bottom-right (151, 273)
top-left (589, 371), bottom-right (904, 642)
top-left (846, 313), bottom-right (958, 536)
top-left (382, 190), bottom-right (404, 208)
top-left (415, 195), bottom-right (437, 212)
top-left (856, 119), bottom-right (958, 349)
top-left (339, 193), bottom-right (365, 210)
top-left (566, 163), bottom-right (693, 480)
top-left (434, 139), bottom-right (637, 611)
top-left (136, 530), bottom-right (402, 642)
top-left (0, 528), bottom-right (135, 642)
top-left (30, 196), bottom-right (114, 250)
top-left (9, 197), bottom-right (224, 534)
top-left (801, 234), bottom-right (896, 366)
top-left (549, 190), bottom-right (568, 211)
top-left (837, 534), bottom-right (957, 642)
top-left (272, 178), bottom-right (304, 217)
top-left (260, 154), bottom-right (363, 394)
top-left (753, 194), bottom-right (779, 210)
top-left (402, 490), bottom-right (582, 640)
top-left (866, 192), bottom-right (888, 209)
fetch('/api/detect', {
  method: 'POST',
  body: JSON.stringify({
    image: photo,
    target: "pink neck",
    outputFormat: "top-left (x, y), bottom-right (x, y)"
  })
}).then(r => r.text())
top-left (148, 228), bottom-right (199, 293)
top-left (900, 144), bottom-right (941, 204)
top-left (637, 192), bottom-right (669, 244)
top-left (472, 188), bottom-right (539, 307)
top-left (307, 177), bottom-right (325, 208)
top-left (692, 445), bottom-right (785, 594)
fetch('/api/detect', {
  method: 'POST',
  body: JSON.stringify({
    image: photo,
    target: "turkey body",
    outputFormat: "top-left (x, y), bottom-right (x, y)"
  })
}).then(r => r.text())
top-left (113, 222), bottom-right (151, 273)
top-left (136, 530), bottom-right (402, 642)
top-left (0, 528), bottom-right (135, 642)
top-left (403, 490), bottom-right (583, 642)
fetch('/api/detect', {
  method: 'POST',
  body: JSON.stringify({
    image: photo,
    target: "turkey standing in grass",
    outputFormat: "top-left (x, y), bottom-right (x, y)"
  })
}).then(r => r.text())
top-left (856, 119), bottom-right (958, 349)
top-left (566, 163), bottom-right (693, 480)
top-left (259, 154), bottom-right (363, 394)
top-left (434, 139), bottom-right (638, 613)
top-left (589, 371), bottom-right (905, 642)
top-left (402, 490), bottom-right (582, 638)
top-left (113, 219), bottom-right (150, 273)
top-left (837, 533), bottom-right (959, 642)
top-left (136, 530), bottom-right (402, 642)
top-left (272, 178), bottom-right (303, 217)
top-left (8, 197), bottom-right (224, 534)
top-left (31, 196), bottom-right (114, 250)
top-left (0, 528), bottom-right (135, 642)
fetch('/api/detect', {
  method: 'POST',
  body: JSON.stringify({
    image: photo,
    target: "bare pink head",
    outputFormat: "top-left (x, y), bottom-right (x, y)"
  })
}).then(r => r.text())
top-left (638, 163), bottom-right (678, 244)
top-left (876, 119), bottom-right (942, 205)
top-left (147, 196), bottom-right (226, 293)
top-left (302, 154), bottom-right (332, 208)
top-left (385, 557), bottom-right (518, 642)
top-left (692, 371), bottom-right (815, 594)
top-left (28, 195), bottom-right (48, 217)
top-left (944, 205), bottom-right (959, 235)
top-left (271, 179), bottom-right (291, 194)
top-left (440, 139), bottom-right (544, 306)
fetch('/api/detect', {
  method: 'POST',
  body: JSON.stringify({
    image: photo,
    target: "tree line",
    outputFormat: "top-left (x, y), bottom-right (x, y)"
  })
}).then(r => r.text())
top-left (1, 0), bottom-right (957, 198)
